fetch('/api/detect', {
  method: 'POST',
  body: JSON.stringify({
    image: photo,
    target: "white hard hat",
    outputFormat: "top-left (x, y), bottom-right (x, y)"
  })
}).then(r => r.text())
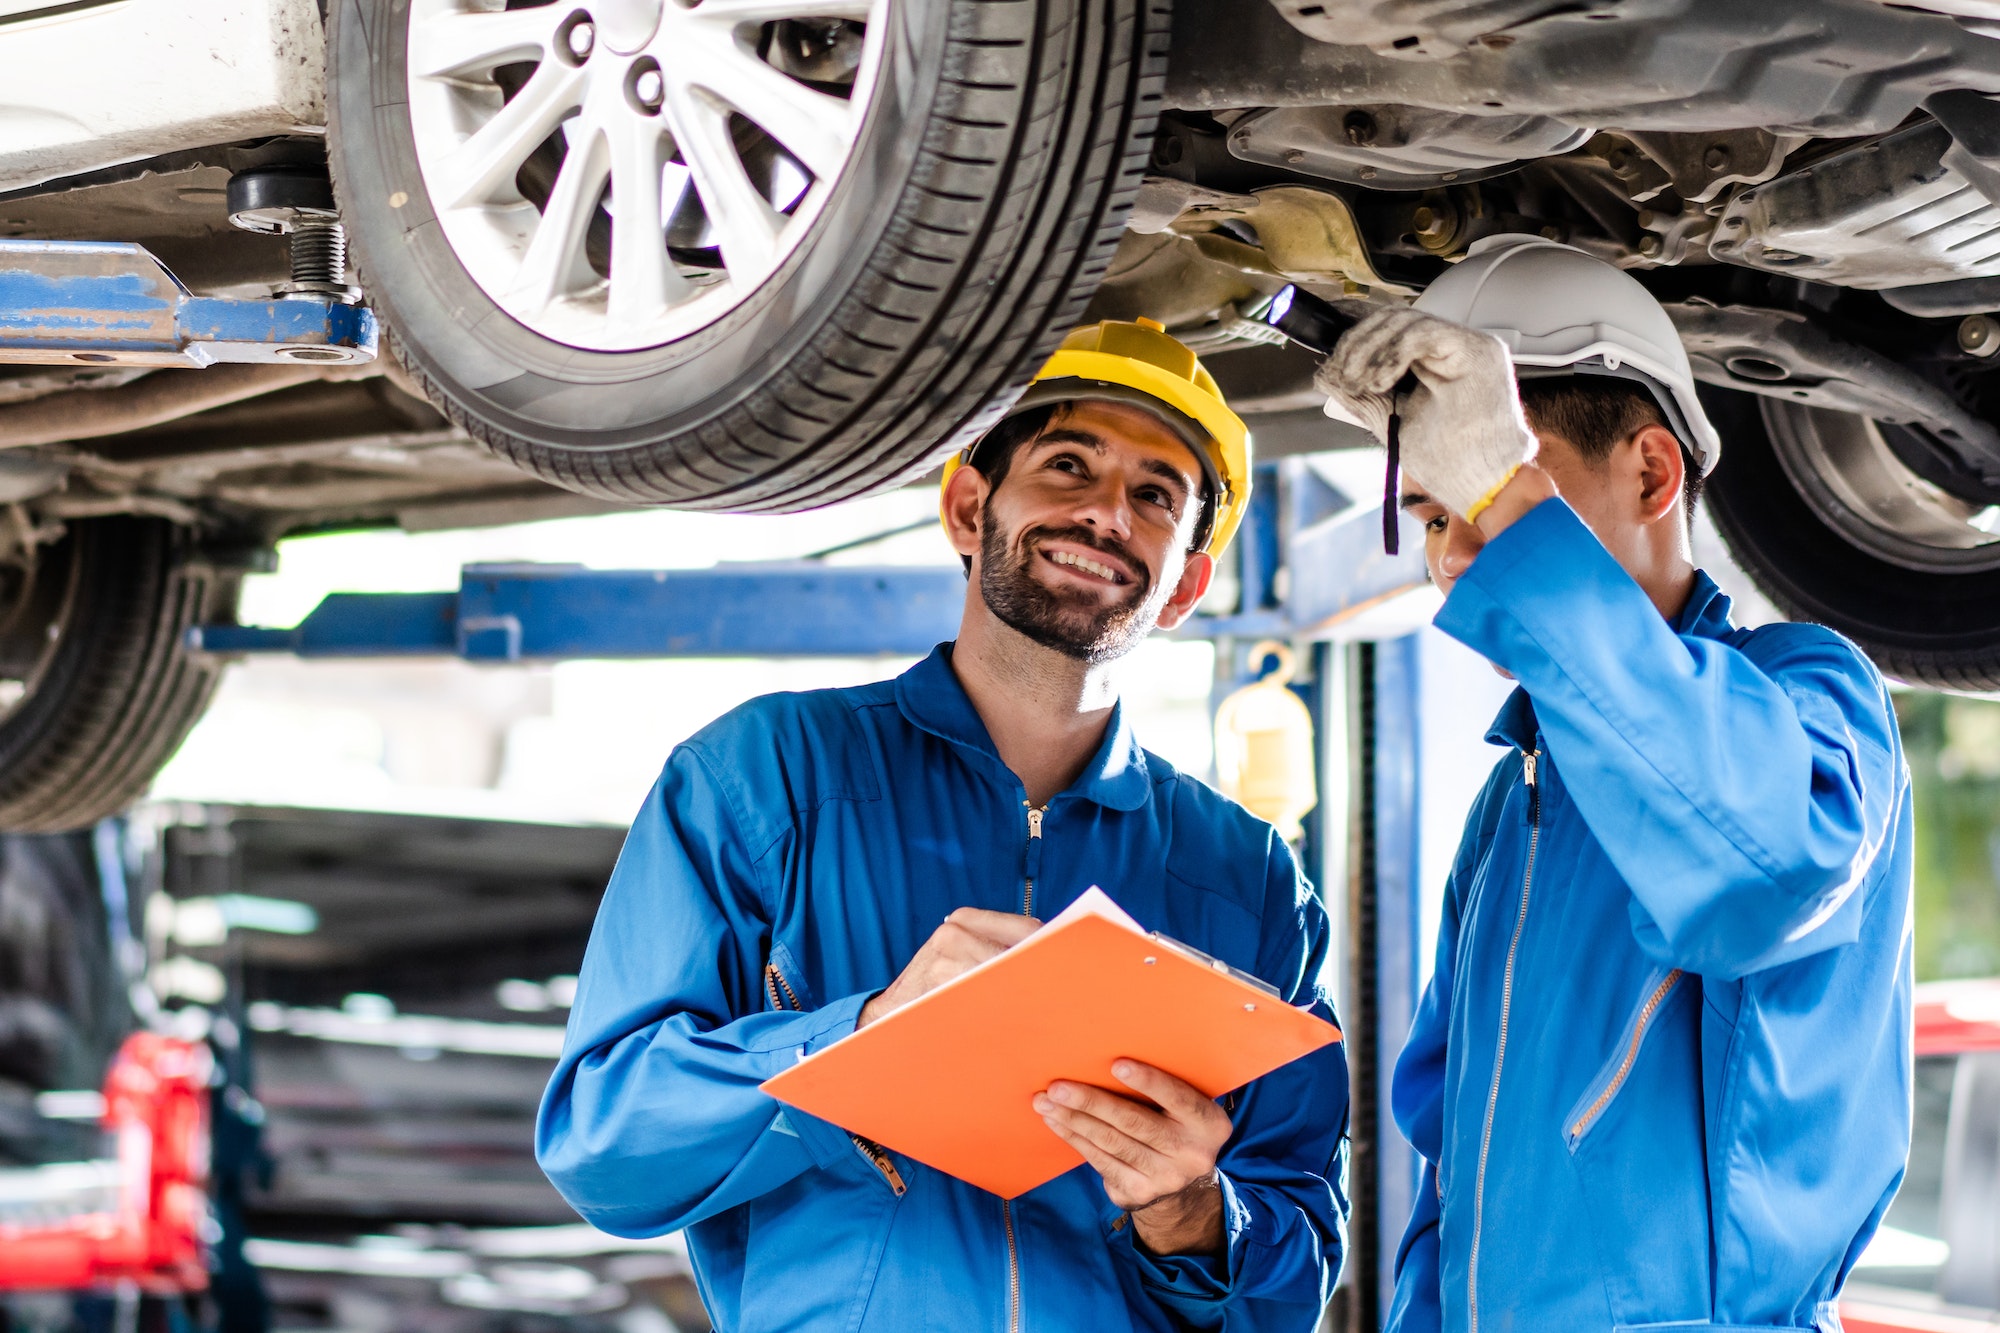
top-left (1414, 236), bottom-right (1721, 475)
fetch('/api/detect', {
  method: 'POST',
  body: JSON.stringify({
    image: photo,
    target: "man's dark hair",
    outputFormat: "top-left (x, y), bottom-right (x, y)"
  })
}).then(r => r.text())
top-left (1516, 377), bottom-right (1703, 522)
top-left (954, 404), bottom-right (1064, 573)
top-left (966, 403), bottom-right (1066, 491)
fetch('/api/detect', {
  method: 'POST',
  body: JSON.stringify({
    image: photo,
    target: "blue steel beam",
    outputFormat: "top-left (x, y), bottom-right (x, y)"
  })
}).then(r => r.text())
top-left (0, 240), bottom-right (376, 368)
top-left (1367, 635), bottom-right (1423, 1329)
top-left (190, 566), bottom-right (970, 661)
top-left (190, 472), bottom-right (1430, 661)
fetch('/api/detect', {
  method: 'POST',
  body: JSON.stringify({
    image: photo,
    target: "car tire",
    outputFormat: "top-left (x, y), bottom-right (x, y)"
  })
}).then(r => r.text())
top-left (0, 518), bottom-right (234, 833)
top-left (326, 0), bottom-right (1168, 512)
top-left (1704, 386), bottom-right (2000, 691)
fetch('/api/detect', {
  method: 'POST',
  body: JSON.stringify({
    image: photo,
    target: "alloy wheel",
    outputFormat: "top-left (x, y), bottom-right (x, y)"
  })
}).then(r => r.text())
top-left (405, 0), bottom-right (888, 352)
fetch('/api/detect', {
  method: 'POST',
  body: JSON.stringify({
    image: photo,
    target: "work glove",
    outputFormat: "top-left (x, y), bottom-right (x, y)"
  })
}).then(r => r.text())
top-left (1314, 306), bottom-right (1538, 524)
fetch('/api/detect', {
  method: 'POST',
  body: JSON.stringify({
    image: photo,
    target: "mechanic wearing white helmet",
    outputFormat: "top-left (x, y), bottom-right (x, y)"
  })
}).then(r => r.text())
top-left (541, 319), bottom-right (1350, 1332)
top-left (1316, 238), bottom-right (1913, 1332)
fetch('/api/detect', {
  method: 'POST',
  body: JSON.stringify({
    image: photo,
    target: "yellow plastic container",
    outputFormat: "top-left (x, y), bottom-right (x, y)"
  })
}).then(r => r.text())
top-left (1214, 640), bottom-right (1318, 842)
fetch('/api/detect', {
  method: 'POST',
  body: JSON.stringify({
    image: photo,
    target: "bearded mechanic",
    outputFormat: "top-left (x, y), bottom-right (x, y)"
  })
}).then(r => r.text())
top-left (1315, 237), bottom-right (1913, 1333)
top-left (536, 318), bottom-right (1350, 1332)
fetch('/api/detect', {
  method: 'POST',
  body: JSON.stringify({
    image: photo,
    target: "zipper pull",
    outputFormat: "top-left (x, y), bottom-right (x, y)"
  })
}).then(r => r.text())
top-left (1023, 804), bottom-right (1044, 902)
top-left (1523, 750), bottom-right (1540, 827)
top-left (1027, 807), bottom-right (1043, 838)
top-left (850, 1134), bottom-right (908, 1196)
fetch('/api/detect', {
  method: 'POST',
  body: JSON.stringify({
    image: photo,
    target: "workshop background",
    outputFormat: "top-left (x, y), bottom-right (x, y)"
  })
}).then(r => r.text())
top-left (3, 476), bottom-right (1985, 1333)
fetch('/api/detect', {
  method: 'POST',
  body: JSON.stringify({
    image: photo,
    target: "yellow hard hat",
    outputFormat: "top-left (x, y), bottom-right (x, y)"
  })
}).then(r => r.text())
top-left (940, 317), bottom-right (1252, 558)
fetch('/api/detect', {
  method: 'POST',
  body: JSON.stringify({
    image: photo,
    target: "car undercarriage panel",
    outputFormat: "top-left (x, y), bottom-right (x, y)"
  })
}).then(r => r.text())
top-left (1714, 123), bottom-right (2000, 289)
top-left (1172, 0), bottom-right (2000, 137)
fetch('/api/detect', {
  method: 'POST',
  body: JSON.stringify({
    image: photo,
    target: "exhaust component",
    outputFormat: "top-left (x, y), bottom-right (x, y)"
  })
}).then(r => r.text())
top-left (1710, 122), bottom-right (2000, 288)
top-left (0, 364), bottom-right (327, 451)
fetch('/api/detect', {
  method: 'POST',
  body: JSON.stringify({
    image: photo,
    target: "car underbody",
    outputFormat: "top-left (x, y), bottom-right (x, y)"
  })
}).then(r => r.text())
top-left (6, 0), bottom-right (2000, 828)
top-left (7, 0), bottom-right (2000, 534)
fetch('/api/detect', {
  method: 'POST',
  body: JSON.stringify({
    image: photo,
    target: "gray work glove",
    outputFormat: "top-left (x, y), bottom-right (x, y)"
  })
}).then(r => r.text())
top-left (1314, 306), bottom-right (1539, 522)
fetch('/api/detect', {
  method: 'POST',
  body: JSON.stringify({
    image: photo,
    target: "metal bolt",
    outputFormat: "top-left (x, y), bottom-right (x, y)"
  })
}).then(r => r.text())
top-left (1703, 144), bottom-right (1731, 171)
top-left (1411, 202), bottom-right (1457, 252)
top-left (1342, 110), bottom-right (1378, 147)
top-left (1638, 235), bottom-right (1662, 257)
top-left (290, 219), bottom-right (348, 288)
top-left (1960, 314), bottom-right (2000, 357)
top-left (633, 66), bottom-right (665, 111)
top-left (1606, 147), bottom-right (1637, 176)
top-left (1283, 149), bottom-right (1306, 164)
top-left (566, 18), bottom-right (595, 60)
top-left (1478, 32), bottom-right (1516, 48)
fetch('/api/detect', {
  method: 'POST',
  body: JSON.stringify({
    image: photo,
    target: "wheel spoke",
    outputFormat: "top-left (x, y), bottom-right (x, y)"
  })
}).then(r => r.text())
top-left (683, 0), bottom-right (877, 23)
top-left (407, 5), bottom-right (562, 80)
top-left (607, 116), bottom-right (690, 326)
top-left (431, 57), bottom-right (589, 210)
top-left (663, 83), bottom-right (784, 277)
top-left (686, 40), bottom-right (854, 181)
top-left (508, 118), bottom-right (612, 315)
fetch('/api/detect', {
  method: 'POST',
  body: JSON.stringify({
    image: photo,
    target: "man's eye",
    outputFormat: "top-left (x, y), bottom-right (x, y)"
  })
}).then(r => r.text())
top-left (1425, 515), bottom-right (1449, 534)
top-left (1138, 486), bottom-right (1177, 513)
top-left (1049, 454), bottom-right (1085, 475)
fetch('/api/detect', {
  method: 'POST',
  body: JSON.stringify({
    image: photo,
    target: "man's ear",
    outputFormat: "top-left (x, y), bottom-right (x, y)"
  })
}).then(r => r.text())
top-left (1631, 423), bottom-right (1685, 526)
top-left (1152, 551), bottom-right (1215, 632)
top-left (941, 463), bottom-right (988, 560)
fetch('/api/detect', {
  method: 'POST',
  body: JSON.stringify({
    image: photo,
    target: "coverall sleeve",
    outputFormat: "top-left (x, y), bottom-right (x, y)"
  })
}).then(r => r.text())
top-left (1385, 758), bottom-right (1512, 1333)
top-left (1434, 498), bottom-right (1900, 980)
top-left (1109, 829), bottom-right (1351, 1330)
top-left (535, 744), bottom-right (867, 1238)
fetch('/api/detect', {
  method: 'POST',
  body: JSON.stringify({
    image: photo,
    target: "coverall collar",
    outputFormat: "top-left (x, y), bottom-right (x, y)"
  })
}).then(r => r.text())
top-left (1484, 567), bottom-right (1734, 751)
top-left (896, 643), bottom-right (1153, 811)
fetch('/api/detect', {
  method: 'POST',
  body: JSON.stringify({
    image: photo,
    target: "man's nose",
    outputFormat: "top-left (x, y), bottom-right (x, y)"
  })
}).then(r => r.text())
top-left (1436, 514), bottom-right (1485, 581)
top-left (1069, 473), bottom-right (1133, 538)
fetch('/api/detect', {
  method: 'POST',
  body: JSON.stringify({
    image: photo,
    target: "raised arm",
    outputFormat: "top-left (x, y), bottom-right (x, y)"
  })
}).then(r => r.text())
top-left (1436, 498), bottom-right (1900, 979)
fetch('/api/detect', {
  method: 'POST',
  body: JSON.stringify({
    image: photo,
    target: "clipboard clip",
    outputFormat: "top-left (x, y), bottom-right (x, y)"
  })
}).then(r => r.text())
top-left (1146, 932), bottom-right (1283, 999)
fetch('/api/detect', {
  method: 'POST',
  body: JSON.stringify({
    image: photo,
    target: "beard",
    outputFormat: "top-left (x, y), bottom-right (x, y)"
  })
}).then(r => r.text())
top-left (977, 497), bottom-right (1175, 664)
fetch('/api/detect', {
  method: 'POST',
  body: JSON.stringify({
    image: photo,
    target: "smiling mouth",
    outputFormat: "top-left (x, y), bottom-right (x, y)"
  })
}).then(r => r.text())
top-left (1044, 548), bottom-right (1129, 585)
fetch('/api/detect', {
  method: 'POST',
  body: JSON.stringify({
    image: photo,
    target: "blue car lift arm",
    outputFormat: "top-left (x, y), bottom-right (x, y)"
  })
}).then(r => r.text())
top-left (188, 466), bottom-right (1430, 662)
top-left (190, 565), bottom-right (976, 662)
top-left (0, 240), bottom-right (375, 367)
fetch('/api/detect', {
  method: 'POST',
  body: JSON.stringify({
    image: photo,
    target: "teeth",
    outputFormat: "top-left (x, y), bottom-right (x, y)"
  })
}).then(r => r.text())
top-left (1050, 550), bottom-right (1118, 581)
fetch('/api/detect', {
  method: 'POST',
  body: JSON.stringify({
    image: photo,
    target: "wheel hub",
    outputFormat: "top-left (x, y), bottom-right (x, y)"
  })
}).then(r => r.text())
top-left (593, 0), bottom-right (661, 55)
top-left (1764, 400), bottom-right (2000, 574)
top-left (404, 0), bottom-right (888, 353)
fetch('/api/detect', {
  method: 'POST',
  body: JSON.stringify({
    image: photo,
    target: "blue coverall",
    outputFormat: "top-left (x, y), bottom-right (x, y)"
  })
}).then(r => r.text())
top-left (1387, 499), bottom-right (1914, 1333)
top-left (537, 645), bottom-right (1351, 1331)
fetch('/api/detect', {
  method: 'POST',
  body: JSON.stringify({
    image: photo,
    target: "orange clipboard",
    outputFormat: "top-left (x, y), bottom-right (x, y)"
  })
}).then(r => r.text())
top-left (760, 887), bottom-right (1341, 1199)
